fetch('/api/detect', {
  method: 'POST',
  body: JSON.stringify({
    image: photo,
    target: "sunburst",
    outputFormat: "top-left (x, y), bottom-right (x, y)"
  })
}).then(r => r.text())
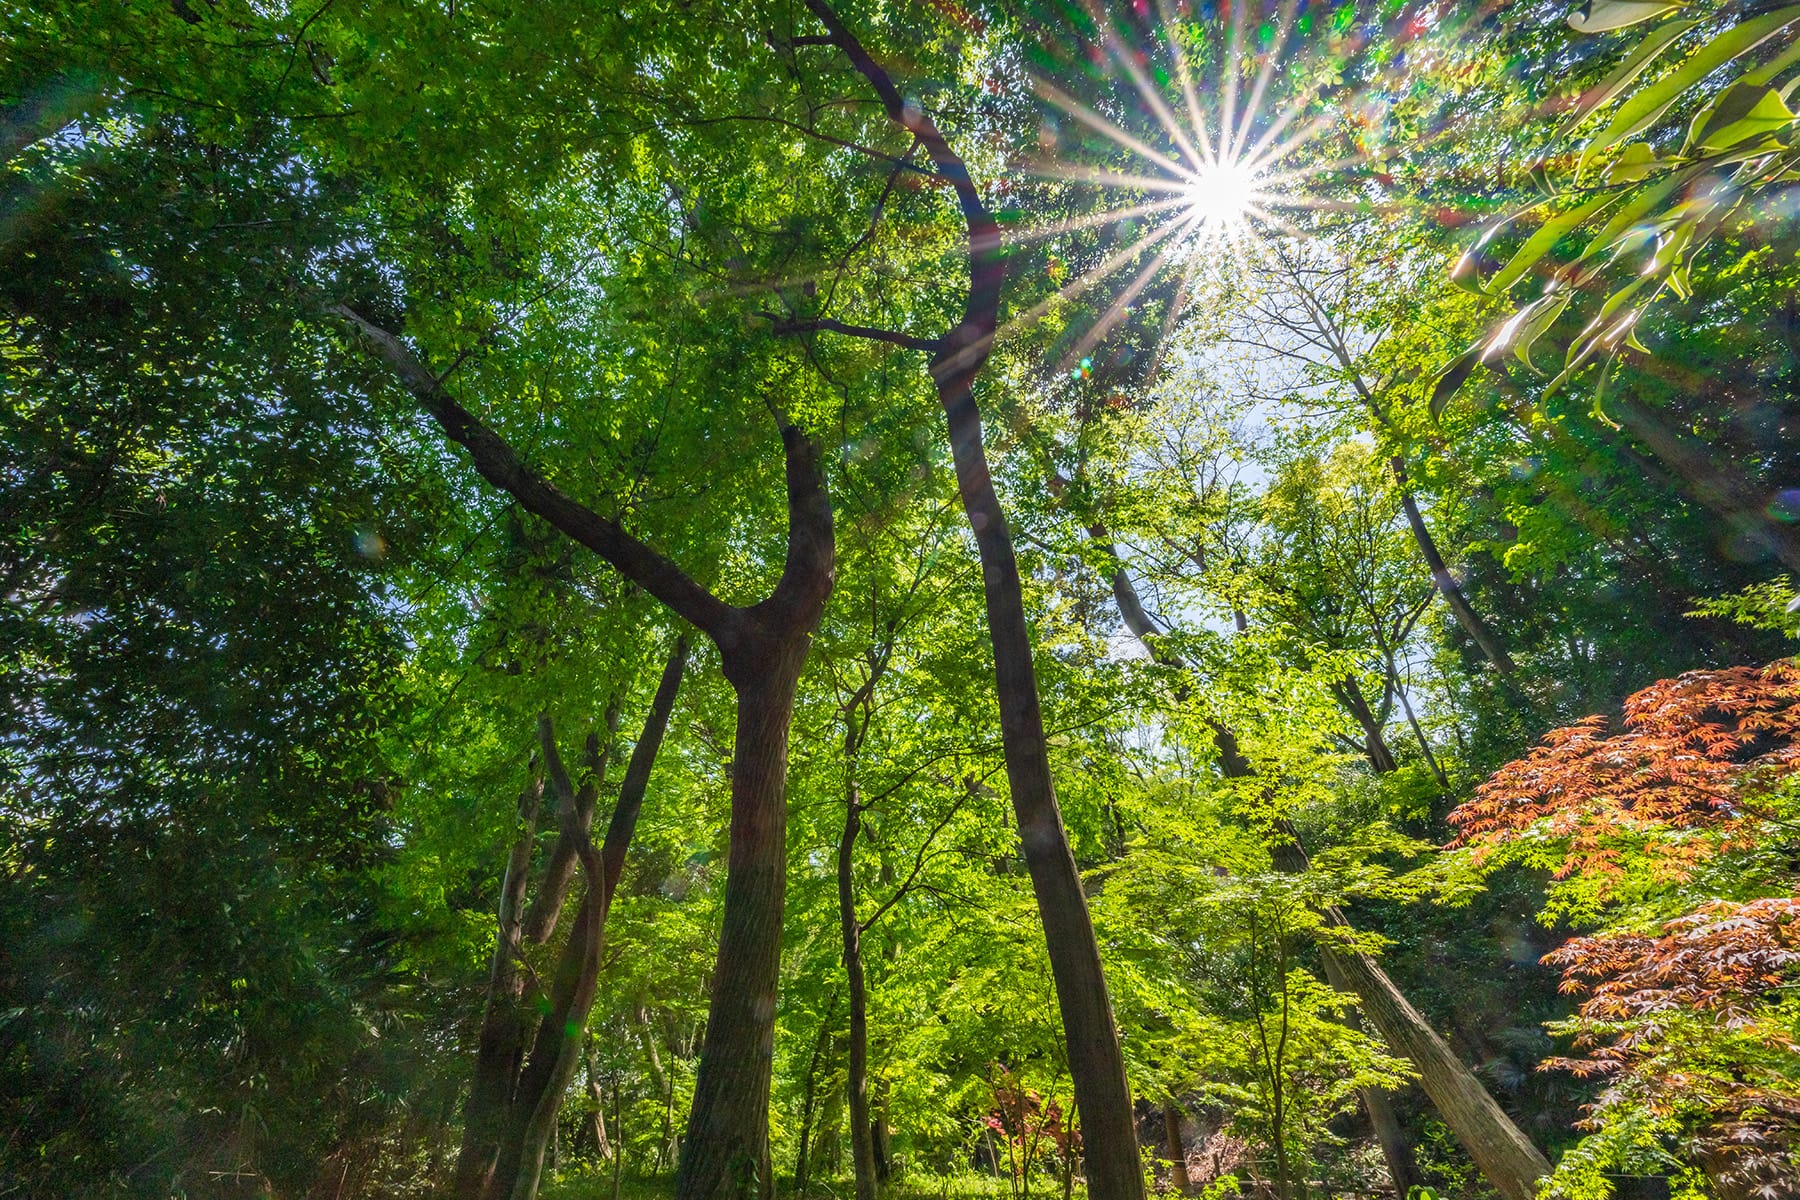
top-left (1006, 0), bottom-right (1356, 364)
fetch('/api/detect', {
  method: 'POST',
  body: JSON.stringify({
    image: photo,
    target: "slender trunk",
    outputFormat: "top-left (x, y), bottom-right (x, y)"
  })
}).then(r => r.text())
top-left (793, 1013), bottom-right (827, 1195)
top-left (586, 1042), bottom-right (612, 1160)
top-left (937, 381), bottom-right (1141, 1199)
top-left (675, 638), bottom-right (813, 1200)
top-left (1163, 1102), bottom-right (1188, 1194)
top-left (1361, 1086), bottom-right (1424, 1200)
top-left (838, 786), bottom-right (878, 1200)
top-left (1390, 457), bottom-right (1516, 673)
top-left (1388, 661), bottom-right (1448, 787)
top-left (455, 768), bottom-right (545, 1200)
top-left (796, 9), bottom-right (1141, 1194)
top-left (494, 721), bottom-right (611, 1200)
top-left (871, 1081), bottom-right (891, 1184)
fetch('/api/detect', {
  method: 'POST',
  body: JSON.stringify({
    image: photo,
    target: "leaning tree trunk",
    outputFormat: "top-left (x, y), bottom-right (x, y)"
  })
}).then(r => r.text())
top-left (1390, 457), bottom-right (1516, 674)
top-left (796, 9), bottom-right (1143, 1197)
top-left (1099, 549), bottom-right (1544, 1200)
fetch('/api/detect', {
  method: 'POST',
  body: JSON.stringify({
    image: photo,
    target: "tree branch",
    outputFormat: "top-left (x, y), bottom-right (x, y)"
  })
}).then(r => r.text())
top-left (760, 313), bottom-right (942, 352)
top-left (332, 305), bottom-right (736, 638)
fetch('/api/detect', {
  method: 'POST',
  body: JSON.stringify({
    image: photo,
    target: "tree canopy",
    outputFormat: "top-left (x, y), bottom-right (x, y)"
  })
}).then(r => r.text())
top-left (6, 3), bottom-right (1800, 1200)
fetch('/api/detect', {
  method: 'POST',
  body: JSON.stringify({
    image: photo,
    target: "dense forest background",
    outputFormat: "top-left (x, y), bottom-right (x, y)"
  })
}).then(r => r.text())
top-left (6, 2), bottom-right (1800, 1199)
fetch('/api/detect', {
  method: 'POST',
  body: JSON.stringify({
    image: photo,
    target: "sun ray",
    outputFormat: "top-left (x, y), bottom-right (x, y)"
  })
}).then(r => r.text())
top-left (1218, 0), bottom-right (1251, 166)
top-left (997, 212), bottom-right (1197, 344)
top-left (1101, 25), bottom-right (1205, 173)
top-left (1058, 219), bottom-right (1198, 370)
top-left (1153, 0), bottom-right (1217, 167)
top-left (1025, 162), bottom-right (1197, 195)
top-left (1239, 97), bottom-right (1330, 177)
top-left (1032, 78), bottom-right (1194, 183)
top-left (1007, 196), bottom-right (1193, 246)
top-left (1232, 0), bottom-right (1302, 164)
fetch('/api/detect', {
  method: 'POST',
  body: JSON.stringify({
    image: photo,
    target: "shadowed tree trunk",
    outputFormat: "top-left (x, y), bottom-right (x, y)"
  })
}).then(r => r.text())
top-left (337, 309), bottom-right (834, 1200)
top-left (455, 760), bottom-right (549, 1199)
top-left (790, 10), bottom-right (1143, 1197)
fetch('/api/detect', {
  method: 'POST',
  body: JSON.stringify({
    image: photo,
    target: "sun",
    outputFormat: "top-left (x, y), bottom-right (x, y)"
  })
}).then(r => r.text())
top-left (1184, 160), bottom-right (1264, 231)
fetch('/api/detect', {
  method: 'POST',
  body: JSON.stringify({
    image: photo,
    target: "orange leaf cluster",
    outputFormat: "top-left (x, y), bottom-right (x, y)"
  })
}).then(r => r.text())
top-left (1544, 897), bottom-right (1800, 1077)
top-left (1449, 661), bottom-right (1800, 886)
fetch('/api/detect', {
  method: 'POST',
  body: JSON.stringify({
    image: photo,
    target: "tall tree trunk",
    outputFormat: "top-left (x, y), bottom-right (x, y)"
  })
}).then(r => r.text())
top-left (793, 12), bottom-right (1143, 1197)
top-left (838, 785), bottom-right (878, 1200)
top-left (337, 313), bottom-right (834, 1200)
top-left (586, 1040), bottom-right (612, 1160)
top-left (1390, 458), bottom-right (1516, 673)
top-left (675, 636), bottom-right (815, 1200)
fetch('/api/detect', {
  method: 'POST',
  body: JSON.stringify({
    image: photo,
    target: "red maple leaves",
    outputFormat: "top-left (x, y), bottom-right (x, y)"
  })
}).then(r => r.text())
top-left (1449, 661), bottom-right (1800, 890)
top-left (1451, 660), bottom-right (1800, 1193)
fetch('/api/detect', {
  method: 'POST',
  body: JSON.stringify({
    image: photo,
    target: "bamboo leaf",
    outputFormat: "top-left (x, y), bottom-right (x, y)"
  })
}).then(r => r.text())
top-left (1579, 6), bottom-right (1800, 173)
top-left (1429, 342), bottom-right (1485, 418)
top-left (1486, 191), bottom-right (1622, 294)
top-left (1684, 81), bottom-right (1797, 153)
top-left (1563, 17), bottom-right (1697, 132)
top-left (1569, 1), bottom-right (1684, 34)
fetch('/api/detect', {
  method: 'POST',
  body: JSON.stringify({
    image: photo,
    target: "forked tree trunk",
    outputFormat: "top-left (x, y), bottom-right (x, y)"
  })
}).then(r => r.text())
top-left (797, 10), bottom-right (1143, 1197)
top-left (455, 765), bottom-right (547, 1200)
top-left (337, 310), bottom-right (834, 1200)
top-left (484, 645), bottom-right (687, 1200)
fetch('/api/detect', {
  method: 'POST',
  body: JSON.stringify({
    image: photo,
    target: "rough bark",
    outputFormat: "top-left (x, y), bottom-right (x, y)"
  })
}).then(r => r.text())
top-left (1315, 925), bottom-right (1549, 1200)
top-left (675, 640), bottom-right (813, 1200)
top-left (1390, 457), bottom-right (1516, 674)
top-left (796, 9), bottom-right (1143, 1196)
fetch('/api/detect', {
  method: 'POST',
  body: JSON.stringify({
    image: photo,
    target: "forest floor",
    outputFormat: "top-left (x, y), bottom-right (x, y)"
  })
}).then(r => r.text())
top-left (542, 1173), bottom-right (1086, 1200)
